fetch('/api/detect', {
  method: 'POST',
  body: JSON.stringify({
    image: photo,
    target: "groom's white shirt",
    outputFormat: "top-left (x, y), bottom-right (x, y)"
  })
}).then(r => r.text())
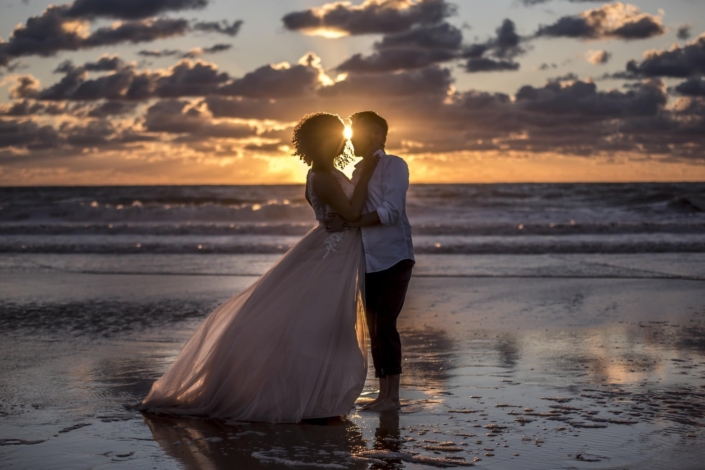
top-left (352, 149), bottom-right (415, 273)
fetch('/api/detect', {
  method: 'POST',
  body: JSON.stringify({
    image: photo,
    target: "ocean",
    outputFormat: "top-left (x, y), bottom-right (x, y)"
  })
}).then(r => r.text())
top-left (1, 183), bottom-right (704, 256)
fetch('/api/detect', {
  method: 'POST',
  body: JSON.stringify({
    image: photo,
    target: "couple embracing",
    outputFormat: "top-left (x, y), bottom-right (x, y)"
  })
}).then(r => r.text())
top-left (139, 111), bottom-right (415, 422)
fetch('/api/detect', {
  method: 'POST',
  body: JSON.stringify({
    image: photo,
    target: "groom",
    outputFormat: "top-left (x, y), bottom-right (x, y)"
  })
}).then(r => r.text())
top-left (326, 111), bottom-right (415, 411)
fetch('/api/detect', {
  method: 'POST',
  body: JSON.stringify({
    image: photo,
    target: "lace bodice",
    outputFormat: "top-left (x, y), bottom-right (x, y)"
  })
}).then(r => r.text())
top-left (307, 169), bottom-right (355, 222)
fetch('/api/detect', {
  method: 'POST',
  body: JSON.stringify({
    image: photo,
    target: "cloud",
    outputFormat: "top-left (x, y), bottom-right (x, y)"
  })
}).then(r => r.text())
top-left (461, 19), bottom-right (525, 73)
top-left (320, 65), bottom-right (452, 97)
top-left (0, 1), bottom-right (242, 67)
top-left (25, 57), bottom-right (230, 101)
top-left (336, 22), bottom-right (462, 73)
top-left (154, 60), bottom-right (230, 97)
top-left (84, 55), bottom-right (127, 71)
top-left (86, 101), bottom-right (138, 117)
top-left (335, 17), bottom-right (527, 75)
top-left (143, 99), bottom-right (255, 139)
top-left (0, 6), bottom-right (190, 66)
top-left (218, 55), bottom-right (323, 99)
top-left (25, 52), bottom-right (332, 103)
top-left (626, 34), bottom-right (705, 77)
top-left (65, 0), bottom-right (208, 20)
top-left (586, 49), bottom-right (611, 64)
top-left (536, 3), bottom-right (665, 41)
top-left (674, 77), bottom-right (705, 97)
top-left (464, 58), bottom-right (520, 72)
top-left (139, 43), bottom-right (232, 59)
top-left (677, 24), bottom-right (692, 41)
top-left (192, 20), bottom-right (242, 37)
top-left (515, 78), bottom-right (667, 119)
top-left (10, 75), bottom-right (40, 99)
top-left (0, 118), bottom-right (60, 150)
top-left (282, 0), bottom-right (455, 37)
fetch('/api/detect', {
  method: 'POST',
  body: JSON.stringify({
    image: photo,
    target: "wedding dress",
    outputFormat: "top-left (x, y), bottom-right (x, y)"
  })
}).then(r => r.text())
top-left (139, 169), bottom-right (368, 422)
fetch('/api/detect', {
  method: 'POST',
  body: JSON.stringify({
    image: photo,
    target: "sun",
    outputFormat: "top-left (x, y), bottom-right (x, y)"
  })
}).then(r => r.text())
top-left (343, 125), bottom-right (353, 139)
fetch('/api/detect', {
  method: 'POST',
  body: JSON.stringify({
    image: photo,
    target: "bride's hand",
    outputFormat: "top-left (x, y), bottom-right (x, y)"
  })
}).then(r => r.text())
top-left (324, 212), bottom-right (348, 232)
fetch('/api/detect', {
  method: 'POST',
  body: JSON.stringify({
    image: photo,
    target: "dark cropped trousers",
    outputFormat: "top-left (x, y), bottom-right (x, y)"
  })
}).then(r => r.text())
top-left (364, 259), bottom-right (414, 378)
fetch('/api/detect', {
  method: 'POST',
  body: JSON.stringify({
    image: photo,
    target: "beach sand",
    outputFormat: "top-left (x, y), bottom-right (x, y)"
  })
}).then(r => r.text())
top-left (1, 253), bottom-right (704, 469)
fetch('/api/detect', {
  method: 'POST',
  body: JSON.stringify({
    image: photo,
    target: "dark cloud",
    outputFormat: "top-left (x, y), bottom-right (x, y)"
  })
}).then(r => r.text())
top-left (460, 19), bottom-right (524, 73)
top-left (82, 18), bottom-right (190, 47)
top-left (33, 58), bottom-right (230, 101)
top-left (0, 6), bottom-right (189, 66)
top-left (492, 18), bottom-right (524, 59)
top-left (192, 20), bottom-right (242, 37)
top-left (154, 60), bottom-right (229, 97)
top-left (0, 100), bottom-right (68, 117)
top-left (335, 18), bottom-right (526, 74)
top-left (677, 24), bottom-right (692, 41)
top-left (626, 34), bottom-right (705, 77)
top-left (515, 78), bottom-right (667, 118)
top-left (536, 3), bottom-right (665, 41)
top-left (336, 22), bottom-right (462, 73)
top-left (218, 60), bottom-right (321, 99)
top-left (84, 55), bottom-right (127, 71)
top-left (10, 75), bottom-right (40, 99)
top-left (282, 0), bottom-right (455, 36)
top-left (202, 44), bottom-right (232, 55)
top-left (0, 118), bottom-right (60, 150)
top-left (138, 49), bottom-right (182, 58)
top-left (389, 77), bottom-right (704, 158)
top-left (674, 77), bottom-right (705, 97)
top-left (464, 58), bottom-right (520, 72)
top-left (143, 100), bottom-right (255, 139)
top-left (0, 1), bottom-right (241, 67)
top-left (86, 101), bottom-right (138, 117)
top-left (65, 0), bottom-right (207, 20)
top-left (139, 43), bottom-right (232, 59)
top-left (320, 66), bottom-right (452, 97)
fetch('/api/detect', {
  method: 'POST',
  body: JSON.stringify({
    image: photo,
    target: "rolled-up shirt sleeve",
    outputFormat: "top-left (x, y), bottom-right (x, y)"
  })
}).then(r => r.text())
top-left (376, 157), bottom-right (409, 226)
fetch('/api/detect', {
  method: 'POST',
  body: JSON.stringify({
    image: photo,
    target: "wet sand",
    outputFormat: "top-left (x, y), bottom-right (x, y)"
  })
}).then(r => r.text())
top-left (1, 253), bottom-right (704, 469)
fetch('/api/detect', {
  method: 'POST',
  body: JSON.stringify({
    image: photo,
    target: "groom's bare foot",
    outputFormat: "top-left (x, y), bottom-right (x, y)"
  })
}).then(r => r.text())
top-left (360, 378), bottom-right (388, 410)
top-left (360, 395), bottom-right (384, 410)
top-left (364, 397), bottom-right (401, 411)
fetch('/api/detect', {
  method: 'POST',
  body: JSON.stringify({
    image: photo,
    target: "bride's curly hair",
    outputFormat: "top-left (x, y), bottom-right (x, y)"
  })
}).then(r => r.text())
top-left (292, 112), bottom-right (355, 169)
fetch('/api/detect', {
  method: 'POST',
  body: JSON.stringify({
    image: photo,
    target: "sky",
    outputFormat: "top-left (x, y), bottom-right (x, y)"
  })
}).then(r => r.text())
top-left (0, 0), bottom-right (704, 185)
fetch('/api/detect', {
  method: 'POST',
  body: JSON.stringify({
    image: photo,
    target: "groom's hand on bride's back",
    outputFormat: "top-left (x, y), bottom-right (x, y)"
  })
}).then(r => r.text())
top-left (324, 212), bottom-right (348, 232)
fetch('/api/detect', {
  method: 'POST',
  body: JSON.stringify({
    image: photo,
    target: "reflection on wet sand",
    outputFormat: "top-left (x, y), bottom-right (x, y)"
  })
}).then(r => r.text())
top-left (399, 326), bottom-right (455, 393)
top-left (371, 412), bottom-right (402, 469)
top-left (141, 413), bottom-right (368, 470)
top-left (2, 274), bottom-right (705, 469)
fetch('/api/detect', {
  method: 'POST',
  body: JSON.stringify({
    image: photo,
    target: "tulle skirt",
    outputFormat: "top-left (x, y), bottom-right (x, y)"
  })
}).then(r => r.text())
top-left (139, 225), bottom-right (368, 423)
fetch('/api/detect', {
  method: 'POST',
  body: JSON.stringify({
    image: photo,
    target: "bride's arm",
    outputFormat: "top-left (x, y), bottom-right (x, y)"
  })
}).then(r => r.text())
top-left (311, 159), bottom-right (378, 222)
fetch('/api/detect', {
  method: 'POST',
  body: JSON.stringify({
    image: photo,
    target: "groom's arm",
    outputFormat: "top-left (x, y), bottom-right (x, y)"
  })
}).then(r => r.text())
top-left (373, 156), bottom-right (409, 226)
top-left (350, 211), bottom-right (381, 228)
top-left (324, 211), bottom-right (379, 231)
top-left (326, 157), bottom-right (409, 232)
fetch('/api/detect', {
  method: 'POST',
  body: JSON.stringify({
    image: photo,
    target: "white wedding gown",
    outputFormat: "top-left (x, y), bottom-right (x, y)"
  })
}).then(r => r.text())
top-left (139, 169), bottom-right (368, 422)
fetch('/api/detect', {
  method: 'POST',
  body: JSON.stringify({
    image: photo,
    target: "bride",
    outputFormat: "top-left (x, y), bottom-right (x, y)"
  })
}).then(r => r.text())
top-left (139, 113), bottom-right (379, 423)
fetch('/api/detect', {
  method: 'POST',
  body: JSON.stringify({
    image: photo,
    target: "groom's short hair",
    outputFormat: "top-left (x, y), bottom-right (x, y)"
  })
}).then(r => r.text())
top-left (349, 111), bottom-right (388, 145)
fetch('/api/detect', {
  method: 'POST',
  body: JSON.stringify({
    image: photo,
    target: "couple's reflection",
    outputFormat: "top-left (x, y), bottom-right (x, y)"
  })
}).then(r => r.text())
top-left (370, 411), bottom-right (404, 469)
top-left (141, 410), bottom-right (403, 470)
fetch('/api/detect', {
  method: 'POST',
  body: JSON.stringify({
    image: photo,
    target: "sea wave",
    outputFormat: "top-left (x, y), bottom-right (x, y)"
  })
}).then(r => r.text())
top-left (2, 234), bottom-right (704, 255)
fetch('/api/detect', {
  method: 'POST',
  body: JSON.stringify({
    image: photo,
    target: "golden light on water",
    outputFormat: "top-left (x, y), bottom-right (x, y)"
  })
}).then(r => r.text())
top-left (343, 126), bottom-right (353, 139)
